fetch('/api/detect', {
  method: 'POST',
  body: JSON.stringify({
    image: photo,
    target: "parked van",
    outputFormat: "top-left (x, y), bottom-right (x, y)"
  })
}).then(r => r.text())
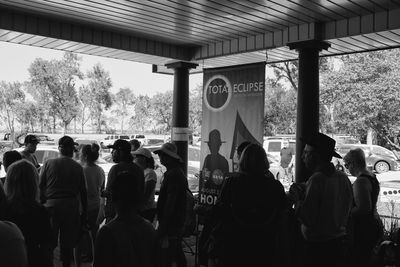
top-left (263, 137), bottom-right (296, 163)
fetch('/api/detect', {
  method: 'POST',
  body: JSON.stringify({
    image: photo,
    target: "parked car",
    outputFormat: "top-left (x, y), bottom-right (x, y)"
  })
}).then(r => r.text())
top-left (100, 135), bottom-right (130, 148)
top-left (336, 144), bottom-right (400, 173)
top-left (130, 134), bottom-right (147, 146)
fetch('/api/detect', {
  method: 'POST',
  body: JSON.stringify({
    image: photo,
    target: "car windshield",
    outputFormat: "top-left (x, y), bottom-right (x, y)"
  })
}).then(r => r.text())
top-left (267, 141), bottom-right (281, 152)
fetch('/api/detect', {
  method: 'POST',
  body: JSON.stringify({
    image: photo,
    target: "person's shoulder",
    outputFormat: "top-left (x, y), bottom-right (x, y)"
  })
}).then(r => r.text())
top-left (0, 221), bottom-right (24, 241)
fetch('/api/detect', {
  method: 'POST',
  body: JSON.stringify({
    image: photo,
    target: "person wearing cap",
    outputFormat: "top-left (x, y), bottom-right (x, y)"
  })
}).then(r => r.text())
top-left (132, 147), bottom-right (157, 223)
top-left (39, 135), bottom-right (88, 267)
top-left (21, 134), bottom-right (40, 170)
top-left (154, 142), bottom-right (188, 267)
top-left (104, 139), bottom-right (144, 223)
top-left (288, 132), bottom-right (353, 267)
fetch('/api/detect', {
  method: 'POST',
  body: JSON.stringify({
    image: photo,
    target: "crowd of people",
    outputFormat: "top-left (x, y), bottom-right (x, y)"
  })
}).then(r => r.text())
top-left (0, 134), bottom-right (190, 267)
top-left (0, 132), bottom-right (388, 267)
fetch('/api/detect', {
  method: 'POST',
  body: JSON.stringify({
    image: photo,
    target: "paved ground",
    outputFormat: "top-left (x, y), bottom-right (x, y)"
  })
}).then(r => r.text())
top-left (53, 235), bottom-right (198, 267)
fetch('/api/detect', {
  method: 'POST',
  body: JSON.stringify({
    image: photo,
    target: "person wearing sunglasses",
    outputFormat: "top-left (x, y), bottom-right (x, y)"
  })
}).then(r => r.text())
top-left (343, 148), bottom-right (383, 267)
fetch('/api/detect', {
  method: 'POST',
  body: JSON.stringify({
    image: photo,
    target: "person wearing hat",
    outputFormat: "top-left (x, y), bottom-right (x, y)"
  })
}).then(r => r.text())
top-left (39, 135), bottom-right (88, 267)
top-left (132, 147), bottom-right (157, 223)
top-left (104, 139), bottom-right (144, 224)
top-left (154, 142), bottom-right (188, 267)
top-left (202, 129), bottom-right (229, 189)
top-left (288, 132), bottom-right (353, 267)
top-left (21, 134), bottom-right (40, 169)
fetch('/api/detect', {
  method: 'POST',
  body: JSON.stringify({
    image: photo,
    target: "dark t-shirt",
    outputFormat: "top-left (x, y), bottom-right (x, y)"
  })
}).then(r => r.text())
top-left (157, 166), bottom-right (188, 235)
top-left (105, 161), bottom-right (144, 220)
top-left (5, 202), bottom-right (52, 267)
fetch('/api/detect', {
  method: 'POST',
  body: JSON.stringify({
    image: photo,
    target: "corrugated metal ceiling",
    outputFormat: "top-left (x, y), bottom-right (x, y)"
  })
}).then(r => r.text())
top-left (1, 0), bottom-right (400, 72)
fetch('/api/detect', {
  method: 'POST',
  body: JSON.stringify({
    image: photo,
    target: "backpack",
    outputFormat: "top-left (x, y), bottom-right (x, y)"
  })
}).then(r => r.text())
top-left (182, 188), bottom-right (196, 237)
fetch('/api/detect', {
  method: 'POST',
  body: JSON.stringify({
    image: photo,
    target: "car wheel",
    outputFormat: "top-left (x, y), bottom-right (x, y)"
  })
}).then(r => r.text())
top-left (375, 161), bottom-right (390, 173)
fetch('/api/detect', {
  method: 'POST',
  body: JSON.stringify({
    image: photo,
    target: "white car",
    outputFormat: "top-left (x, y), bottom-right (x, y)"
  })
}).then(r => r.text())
top-left (100, 135), bottom-right (130, 148)
top-left (130, 134), bottom-right (147, 145)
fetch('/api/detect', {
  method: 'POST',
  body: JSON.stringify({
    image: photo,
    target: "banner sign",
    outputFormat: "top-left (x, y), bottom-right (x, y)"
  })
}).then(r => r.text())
top-left (199, 63), bottom-right (265, 207)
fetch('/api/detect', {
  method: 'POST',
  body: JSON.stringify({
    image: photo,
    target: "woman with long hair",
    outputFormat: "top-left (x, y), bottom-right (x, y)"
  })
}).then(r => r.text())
top-left (4, 159), bottom-right (52, 267)
top-left (75, 143), bottom-right (105, 267)
top-left (132, 147), bottom-right (157, 223)
top-left (344, 148), bottom-right (383, 267)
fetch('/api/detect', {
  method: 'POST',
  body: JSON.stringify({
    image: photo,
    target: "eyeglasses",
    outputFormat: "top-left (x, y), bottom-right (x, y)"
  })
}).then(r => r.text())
top-left (344, 162), bottom-right (350, 169)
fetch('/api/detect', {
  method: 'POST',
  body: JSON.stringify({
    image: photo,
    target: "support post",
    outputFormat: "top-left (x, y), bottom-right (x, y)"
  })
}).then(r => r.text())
top-left (288, 40), bottom-right (330, 182)
top-left (165, 61), bottom-right (198, 175)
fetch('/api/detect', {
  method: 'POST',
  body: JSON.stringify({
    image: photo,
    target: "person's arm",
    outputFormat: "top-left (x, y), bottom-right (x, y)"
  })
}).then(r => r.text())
top-left (352, 177), bottom-right (372, 216)
top-left (79, 169), bottom-right (88, 216)
top-left (93, 226), bottom-right (114, 267)
top-left (39, 162), bottom-right (47, 204)
top-left (143, 172), bottom-right (157, 204)
top-left (298, 176), bottom-right (321, 228)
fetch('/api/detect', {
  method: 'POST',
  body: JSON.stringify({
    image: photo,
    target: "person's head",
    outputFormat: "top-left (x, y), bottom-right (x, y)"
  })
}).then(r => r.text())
top-left (5, 160), bottom-right (39, 205)
top-left (108, 139), bottom-right (133, 163)
top-left (3, 151), bottom-right (22, 172)
top-left (110, 171), bottom-right (144, 213)
top-left (58, 136), bottom-right (77, 157)
top-left (282, 139), bottom-right (289, 148)
top-left (154, 142), bottom-right (182, 167)
top-left (237, 141), bottom-right (251, 159)
top-left (239, 143), bottom-right (269, 175)
top-left (206, 129), bottom-right (225, 154)
top-left (130, 139), bottom-right (141, 152)
top-left (132, 148), bottom-right (155, 170)
top-left (80, 143), bottom-right (100, 164)
top-left (24, 134), bottom-right (40, 153)
top-left (343, 148), bottom-right (366, 176)
top-left (301, 132), bottom-right (341, 171)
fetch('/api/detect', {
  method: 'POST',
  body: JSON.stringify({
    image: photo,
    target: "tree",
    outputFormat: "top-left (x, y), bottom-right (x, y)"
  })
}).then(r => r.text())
top-left (189, 84), bottom-right (202, 133)
top-left (0, 81), bottom-right (25, 142)
top-left (114, 87), bottom-right (135, 133)
top-left (27, 52), bottom-right (82, 133)
top-left (78, 85), bottom-right (92, 133)
top-left (16, 101), bottom-right (40, 132)
top-left (86, 63), bottom-right (113, 133)
top-left (264, 78), bottom-right (297, 135)
top-left (151, 91), bottom-right (173, 132)
top-left (129, 94), bottom-right (152, 133)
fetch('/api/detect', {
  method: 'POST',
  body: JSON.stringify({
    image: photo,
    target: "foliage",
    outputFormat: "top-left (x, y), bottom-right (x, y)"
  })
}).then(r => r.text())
top-left (85, 63), bottom-right (113, 133)
top-left (321, 50), bottom-right (400, 147)
top-left (129, 94), bottom-right (152, 133)
top-left (264, 78), bottom-right (297, 135)
top-left (150, 90), bottom-right (173, 132)
top-left (113, 87), bottom-right (135, 133)
top-left (0, 81), bottom-right (25, 140)
top-left (27, 52), bottom-right (82, 132)
top-left (189, 84), bottom-right (202, 132)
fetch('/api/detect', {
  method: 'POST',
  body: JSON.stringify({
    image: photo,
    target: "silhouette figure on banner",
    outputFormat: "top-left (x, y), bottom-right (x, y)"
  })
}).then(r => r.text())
top-left (202, 129), bottom-right (229, 190)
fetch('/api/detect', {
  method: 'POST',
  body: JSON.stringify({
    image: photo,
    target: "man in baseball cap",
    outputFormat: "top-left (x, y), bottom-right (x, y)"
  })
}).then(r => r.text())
top-left (104, 139), bottom-right (144, 223)
top-left (20, 134), bottom-right (40, 169)
top-left (154, 142), bottom-right (187, 267)
top-left (39, 135), bottom-right (87, 267)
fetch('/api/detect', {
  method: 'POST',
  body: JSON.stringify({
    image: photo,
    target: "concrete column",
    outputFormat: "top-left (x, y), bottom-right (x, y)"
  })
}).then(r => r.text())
top-left (165, 61), bottom-right (198, 175)
top-left (288, 40), bottom-right (330, 182)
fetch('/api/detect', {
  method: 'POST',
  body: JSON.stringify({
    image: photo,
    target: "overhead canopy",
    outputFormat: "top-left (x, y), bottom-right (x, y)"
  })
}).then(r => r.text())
top-left (1, 0), bottom-right (400, 73)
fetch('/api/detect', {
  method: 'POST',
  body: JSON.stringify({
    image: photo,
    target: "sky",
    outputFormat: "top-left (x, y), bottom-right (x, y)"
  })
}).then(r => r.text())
top-left (0, 41), bottom-right (203, 96)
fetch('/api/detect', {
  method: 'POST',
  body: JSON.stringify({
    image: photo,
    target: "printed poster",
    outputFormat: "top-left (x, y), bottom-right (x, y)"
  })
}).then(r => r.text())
top-left (199, 62), bottom-right (265, 207)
